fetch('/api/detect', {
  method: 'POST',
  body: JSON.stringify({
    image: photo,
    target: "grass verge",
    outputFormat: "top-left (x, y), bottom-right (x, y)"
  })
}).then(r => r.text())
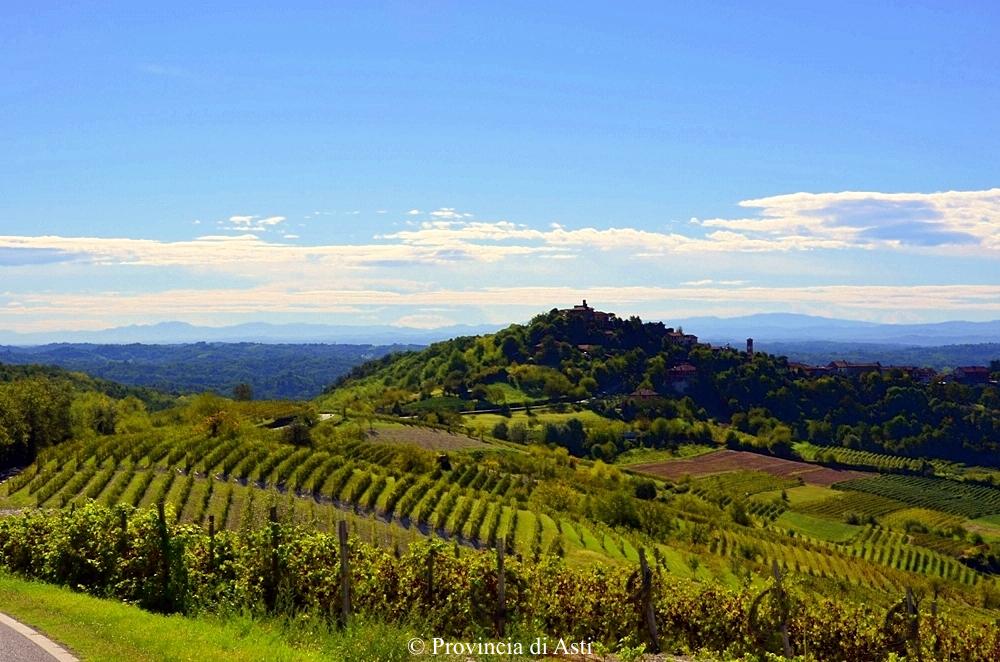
top-left (0, 571), bottom-right (430, 661)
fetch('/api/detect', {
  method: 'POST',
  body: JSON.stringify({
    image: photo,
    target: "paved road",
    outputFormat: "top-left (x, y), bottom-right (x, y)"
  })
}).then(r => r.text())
top-left (0, 613), bottom-right (77, 661)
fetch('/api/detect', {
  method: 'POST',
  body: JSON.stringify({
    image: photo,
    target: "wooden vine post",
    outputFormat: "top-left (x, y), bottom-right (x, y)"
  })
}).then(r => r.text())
top-left (883, 586), bottom-right (921, 661)
top-left (156, 501), bottom-right (171, 611)
top-left (638, 548), bottom-right (660, 654)
top-left (748, 560), bottom-right (793, 659)
top-left (118, 509), bottom-right (128, 555)
top-left (425, 544), bottom-right (435, 604)
top-left (208, 514), bottom-right (216, 573)
top-left (772, 561), bottom-right (792, 659)
top-left (265, 506), bottom-right (279, 611)
top-left (338, 519), bottom-right (352, 626)
top-left (496, 542), bottom-right (506, 637)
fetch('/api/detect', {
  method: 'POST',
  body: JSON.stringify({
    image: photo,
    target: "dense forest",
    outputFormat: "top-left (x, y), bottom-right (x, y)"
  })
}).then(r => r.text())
top-left (0, 342), bottom-right (418, 400)
top-left (333, 308), bottom-right (1000, 464)
top-left (0, 364), bottom-right (177, 467)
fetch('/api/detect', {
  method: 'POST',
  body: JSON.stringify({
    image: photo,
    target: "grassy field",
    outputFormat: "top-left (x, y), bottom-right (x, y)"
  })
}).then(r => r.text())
top-left (615, 444), bottom-right (718, 466)
top-left (775, 511), bottom-right (862, 543)
top-left (755, 484), bottom-right (834, 507)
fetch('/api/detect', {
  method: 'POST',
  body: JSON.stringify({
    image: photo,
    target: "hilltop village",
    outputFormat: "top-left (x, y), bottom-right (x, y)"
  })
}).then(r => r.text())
top-left (558, 301), bottom-right (995, 399)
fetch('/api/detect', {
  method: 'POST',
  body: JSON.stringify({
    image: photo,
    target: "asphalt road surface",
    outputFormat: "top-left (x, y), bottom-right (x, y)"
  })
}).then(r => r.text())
top-left (0, 614), bottom-right (75, 661)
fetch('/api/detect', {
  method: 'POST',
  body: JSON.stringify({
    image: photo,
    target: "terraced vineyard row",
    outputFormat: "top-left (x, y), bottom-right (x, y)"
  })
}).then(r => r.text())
top-left (836, 475), bottom-right (1000, 518)
top-left (796, 490), bottom-right (905, 521)
top-left (7, 423), bottom-right (996, 606)
top-left (3, 430), bottom-right (655, 566)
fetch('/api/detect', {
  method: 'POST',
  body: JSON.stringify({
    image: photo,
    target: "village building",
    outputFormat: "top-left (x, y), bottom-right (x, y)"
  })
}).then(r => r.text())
top-left (629, 387), bottom-right (662, 401)
top-left (828, 361), bottom-right (882, 377)
top-left (885, 366), bottom-right (938, 384)
top-left (560, 300), bottom-right (612, 328)
top-left (953, 366), bottom-right (990, 385)
top-left (665, 329), bottom-right (699, 347)
top-left (665, 363), bottom-right (697, 393)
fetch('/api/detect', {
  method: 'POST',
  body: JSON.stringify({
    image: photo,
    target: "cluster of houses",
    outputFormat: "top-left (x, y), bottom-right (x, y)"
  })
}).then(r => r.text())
top-left (559, 302), bottom-right (996, 400)
top-left (563, 300), bottom-right (700, 348)
top-left (787, 361), bottom-right (993, 385)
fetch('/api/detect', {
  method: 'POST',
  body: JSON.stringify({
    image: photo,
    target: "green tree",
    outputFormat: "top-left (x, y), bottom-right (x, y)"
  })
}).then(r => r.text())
top-left (233, 383), bottom-right (253, 401)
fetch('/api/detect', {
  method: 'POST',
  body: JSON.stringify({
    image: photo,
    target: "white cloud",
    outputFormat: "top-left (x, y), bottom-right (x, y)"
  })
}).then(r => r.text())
top-left (407, 209), bottom-right (421, 215)
top-left (701, 188), bottom-right (1000, 252)
top-left (223, 214), bottom-right (286, 232)
top-left (4, 188), bottom-right (999, 331)
top-left (428, 208), bottom-right (474, 220)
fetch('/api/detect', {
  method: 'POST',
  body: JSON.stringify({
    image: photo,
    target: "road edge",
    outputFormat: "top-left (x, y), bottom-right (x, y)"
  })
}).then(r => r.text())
top-left (0, 611), bottom-right (79, 661)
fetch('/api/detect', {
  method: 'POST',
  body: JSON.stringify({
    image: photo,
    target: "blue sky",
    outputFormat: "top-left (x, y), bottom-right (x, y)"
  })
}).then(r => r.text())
top-left (2, 1), bottom-right (999, 332)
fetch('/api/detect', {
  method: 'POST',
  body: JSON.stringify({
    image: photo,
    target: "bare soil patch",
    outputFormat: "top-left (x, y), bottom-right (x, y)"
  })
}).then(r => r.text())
top-left (632, 449), bottom-right (871, 486)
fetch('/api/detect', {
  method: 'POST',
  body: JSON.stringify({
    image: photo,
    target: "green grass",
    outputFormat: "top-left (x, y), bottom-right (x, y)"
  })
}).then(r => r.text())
top-left (0, 571), bottom-right (478, 662)
top-left (775, 511), bottom-right (862, 543)
top-left (615, 444), bottom-right (718, 466)
top-left (755, 484), bottom-right (834, 507)
top-left (0, 571), bottom-right (324, 661)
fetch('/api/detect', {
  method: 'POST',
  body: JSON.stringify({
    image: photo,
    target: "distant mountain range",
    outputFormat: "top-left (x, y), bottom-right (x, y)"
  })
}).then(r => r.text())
top-left (670, 313), bottom-right (1000, 347)
top-left (0, 321), bottom-right (501, 346)
top-left (1, 313), bottom-right (997, 347)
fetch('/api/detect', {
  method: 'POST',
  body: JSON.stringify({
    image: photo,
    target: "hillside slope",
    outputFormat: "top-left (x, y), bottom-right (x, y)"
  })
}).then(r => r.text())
top-left (324, 306), bottom-right (1000, 464)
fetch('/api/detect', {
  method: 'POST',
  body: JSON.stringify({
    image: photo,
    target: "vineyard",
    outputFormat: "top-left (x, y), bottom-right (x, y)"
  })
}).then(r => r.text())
top-left (4, 390), bottom-right (1000, 662)
top-left (2, 502), bottom-right (1000, 661)
top-left (4, 417), bottom-right (999, 617)
top-left (0, 426), bottom-right (655, 569)
top-left (835, 475), bottom-right (1000, 519)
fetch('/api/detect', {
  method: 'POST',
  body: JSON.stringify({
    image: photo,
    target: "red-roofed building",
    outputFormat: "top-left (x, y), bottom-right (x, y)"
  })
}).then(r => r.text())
top-left (629, 388), bottom-right (662, 401)
top-left (665, 363), bottom-right (697, 393)
top-left (954, 366), bottom-right (990, 385)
